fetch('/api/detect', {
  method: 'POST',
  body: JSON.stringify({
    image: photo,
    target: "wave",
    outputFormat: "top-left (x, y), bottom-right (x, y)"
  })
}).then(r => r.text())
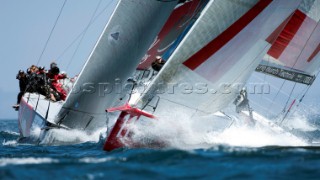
top-left (0, 131), bottom-right (20, 146)
top-left (78, 157), bottom-right (125, 164)
top-left (0, 157), bottom-right (59, 167)
top-left (2, 140), bottom-right (18, 146)
top-left (39, 127), bottom-right (108, 146)
top-left (127, 110), bottom-right (311, 150)
top-left (0, 131), bottom-right (19, 138)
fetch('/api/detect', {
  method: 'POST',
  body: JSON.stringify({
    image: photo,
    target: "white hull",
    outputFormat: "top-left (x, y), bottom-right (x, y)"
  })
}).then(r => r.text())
top-left (18, 93), bottom-right (65, 142)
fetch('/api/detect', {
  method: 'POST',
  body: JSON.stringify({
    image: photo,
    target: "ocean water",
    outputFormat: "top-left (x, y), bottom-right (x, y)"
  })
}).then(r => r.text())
top-left (1, 119), bottom-right (320, 179)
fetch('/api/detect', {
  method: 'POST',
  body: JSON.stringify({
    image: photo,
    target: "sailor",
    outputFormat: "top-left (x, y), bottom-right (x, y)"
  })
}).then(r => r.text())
top-left (26, 66), bottom-right (39, 93)
top-left (12, 70), bottom-right (28, 109)
top-left (48, 62), bottom-right (60, 75)
top-left (234, 87), bottom-right (255, 126)
top-left (47, 62), bottom-right (67, 101)
top-left (36, 66), bottom-right (52, 99)
top-left (151, 56), bottom-right (165, 72)
top-left (29, 65), bottom-right (39, 74)
top-left (234, 87), bottom-right (249, 113)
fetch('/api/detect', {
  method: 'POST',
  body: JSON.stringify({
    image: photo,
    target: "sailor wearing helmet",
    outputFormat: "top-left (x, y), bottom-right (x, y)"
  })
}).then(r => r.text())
top-left (151, 55), bottom-right (165, 72)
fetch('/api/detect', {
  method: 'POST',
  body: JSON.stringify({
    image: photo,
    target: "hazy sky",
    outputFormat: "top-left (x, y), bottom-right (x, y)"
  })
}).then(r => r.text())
top-left (0, 0), bottom-right (118, 119)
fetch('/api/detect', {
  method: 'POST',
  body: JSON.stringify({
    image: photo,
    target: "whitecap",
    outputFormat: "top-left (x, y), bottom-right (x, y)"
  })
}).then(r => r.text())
top-left (78, 157), bottom-right (115, 163)
top-left (0, 157), bottom-right (59, 167)
top-left (2, 140), bottom-right (18, 146)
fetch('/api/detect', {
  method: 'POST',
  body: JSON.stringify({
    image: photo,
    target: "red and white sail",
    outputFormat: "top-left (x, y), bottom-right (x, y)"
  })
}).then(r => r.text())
top-left (257, 0), bottom-right (320, 84)
top-left (137, 0), bottom-right (303, 114)
top-left (250, 0), bottom-right (320, 119)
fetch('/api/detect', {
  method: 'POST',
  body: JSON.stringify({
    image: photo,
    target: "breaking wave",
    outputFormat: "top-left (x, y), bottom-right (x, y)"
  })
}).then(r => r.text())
top-left (129, 109), bottom-right (314, 150)
top-left (38, 127), bottom-right (108, 146)
top-left (1, 130), bottom-right (19, 146)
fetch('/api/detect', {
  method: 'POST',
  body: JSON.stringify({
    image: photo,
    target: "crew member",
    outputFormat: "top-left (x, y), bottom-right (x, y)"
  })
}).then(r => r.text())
top-left (13, 70), bottom-right (28, 109)
top-left (151, 56), bottom-right (165, 72)
top-left (47, 62), bottom-right (67, 100)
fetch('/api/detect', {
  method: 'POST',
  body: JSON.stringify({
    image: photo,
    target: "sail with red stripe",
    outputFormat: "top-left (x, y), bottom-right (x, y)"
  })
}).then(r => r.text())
top-left (135, 0), bottom-right (302, 114)
top-left (257, 0), bottom-right (320, 85)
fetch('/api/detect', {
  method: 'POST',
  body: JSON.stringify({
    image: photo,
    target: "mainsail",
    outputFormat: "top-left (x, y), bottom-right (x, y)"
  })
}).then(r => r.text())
top-left (52, 0), bottom-right (178, 132)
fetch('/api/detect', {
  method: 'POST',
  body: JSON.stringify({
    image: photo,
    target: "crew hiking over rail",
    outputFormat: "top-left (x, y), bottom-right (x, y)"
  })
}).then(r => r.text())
top-left (12, 62), bottom-right (73, 110)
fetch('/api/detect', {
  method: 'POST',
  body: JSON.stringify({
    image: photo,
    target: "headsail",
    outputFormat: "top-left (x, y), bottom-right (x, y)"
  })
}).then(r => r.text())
top-left (256, 0), bottom-right (320, 85)
top-left (54, 0), bottom-right (178, 132)
top-left (249, 0), bottom-right (320, 119)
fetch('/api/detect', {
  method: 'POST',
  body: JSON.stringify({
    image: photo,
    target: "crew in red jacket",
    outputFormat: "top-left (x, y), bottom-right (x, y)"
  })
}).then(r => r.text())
top-left (47, 62), bottom-right (67, 101)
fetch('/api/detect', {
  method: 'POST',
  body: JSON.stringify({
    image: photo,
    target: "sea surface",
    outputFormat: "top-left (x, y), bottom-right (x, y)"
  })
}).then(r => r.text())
top-left (1, 119), bottom-right (320, 179)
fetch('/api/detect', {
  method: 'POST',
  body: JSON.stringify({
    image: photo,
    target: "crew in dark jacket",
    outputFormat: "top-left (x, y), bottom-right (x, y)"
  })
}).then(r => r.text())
top-left (13, 70), bottom-right (28, 109)
top-left (151, 56), bottom-right (165, 72)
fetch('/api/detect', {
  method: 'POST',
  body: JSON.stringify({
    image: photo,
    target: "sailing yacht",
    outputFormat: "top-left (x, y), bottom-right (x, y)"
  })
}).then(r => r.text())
top-left (17, 0), bottom-right (179, 144)
top-left (103, 0), bottom-right (310, 151)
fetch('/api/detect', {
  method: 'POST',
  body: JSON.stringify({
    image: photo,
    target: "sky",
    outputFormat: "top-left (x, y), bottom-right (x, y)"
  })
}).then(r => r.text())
top-left (0, 0), bottom-right (118, 119)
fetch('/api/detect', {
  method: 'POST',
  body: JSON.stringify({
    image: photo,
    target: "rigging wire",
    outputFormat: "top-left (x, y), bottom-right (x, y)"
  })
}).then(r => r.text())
top-left (65, 0), bottom-right (103, 71)
top-left (266, 79), bottom-right (286, 111)
top-left (266, 20), bottom-right (320, 116)
top-left (279, 84), bottom-right (312, 125)
top-left (257, 11), bottom-right (297, 103)
top-left (286, 70), bottom-right (320, 119)
top-left (36, 0), bottom-right (67, 66)
top-left (281, 82), bottom-right (297, 113)
top-left (55, 0), bottom-right (114, 63)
